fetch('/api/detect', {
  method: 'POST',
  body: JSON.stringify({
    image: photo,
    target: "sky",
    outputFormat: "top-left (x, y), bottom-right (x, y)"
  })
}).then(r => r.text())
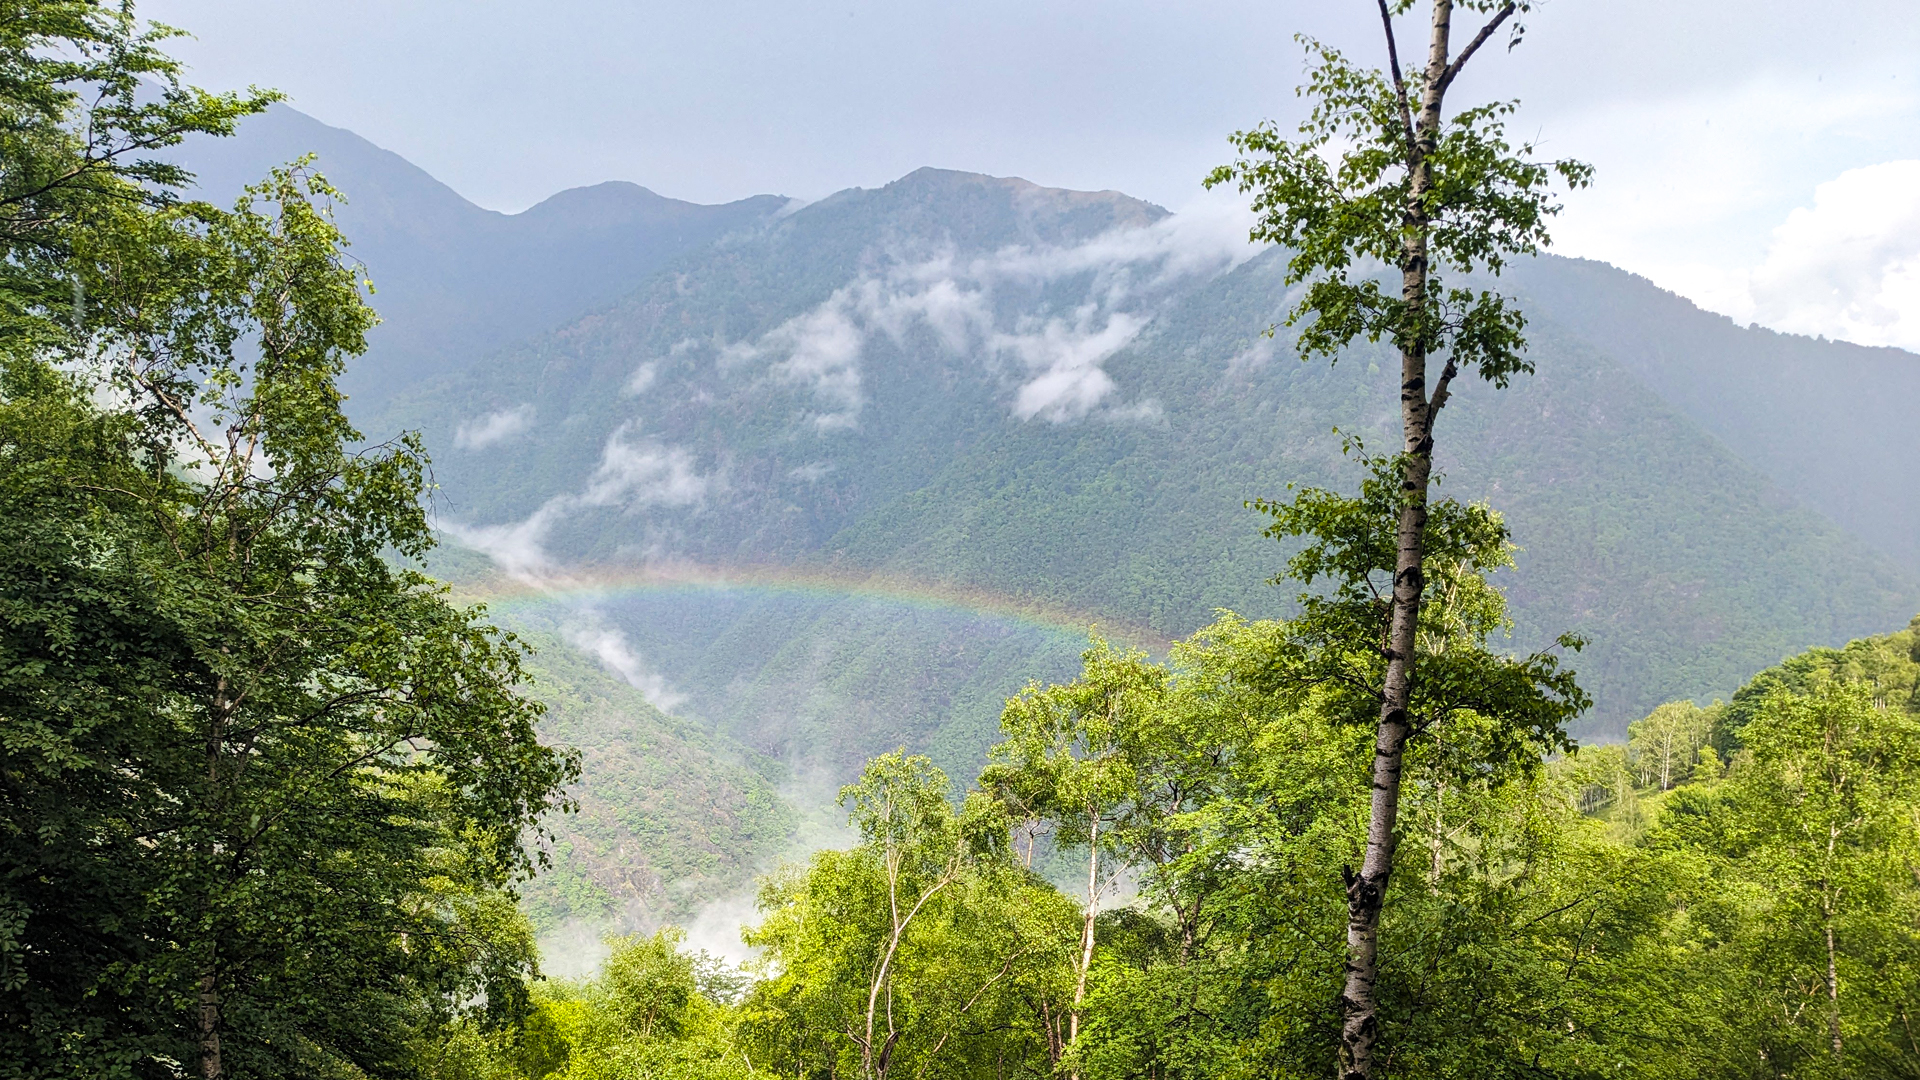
top-left (143, 0), bottom-right (1920, 351)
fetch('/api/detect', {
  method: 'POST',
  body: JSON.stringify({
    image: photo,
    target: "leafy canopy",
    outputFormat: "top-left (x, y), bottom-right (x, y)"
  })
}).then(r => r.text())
top-left (1206, 29), bottom-right (1590, 386)
top-left (1250, 445), bottom-right (1589, 773)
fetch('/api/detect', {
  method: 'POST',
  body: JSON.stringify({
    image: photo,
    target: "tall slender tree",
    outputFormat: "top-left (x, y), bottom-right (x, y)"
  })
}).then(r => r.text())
top-left (1209, 3), bottom-right (1589, 1075)
top-left (980, 646), bottom-right (1148, 1063)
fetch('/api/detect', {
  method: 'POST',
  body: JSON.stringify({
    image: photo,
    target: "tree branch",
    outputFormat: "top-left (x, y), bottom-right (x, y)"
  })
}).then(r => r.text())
top-left (1375, 0), bottom-right (1417, 156)
top-left (915, 954), bottom-right (1022, 1076)
top-left (1438, 2), bottom-right (1516, 93)
top-left (1427, 357), bottom-right (1461, 417)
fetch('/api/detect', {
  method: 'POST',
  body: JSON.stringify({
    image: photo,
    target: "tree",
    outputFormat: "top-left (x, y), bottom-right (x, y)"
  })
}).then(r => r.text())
top-left (419, 927), bottom-right (756, 1080)
top-left (742, 752), bottom-right (1076, 1080)
top-left (0, 165), bottom-right (576, 1077)
top-left (1041, 596), bottom-right (1606, 1079)
top-left (1627, 701), bottom-right (1717, 791)
top-left (0, 0), bottom-right (270, 337)
top-left (1245, 448), bottom-right (1588, 1075)
top-left (1725, 684), bottom-right (1920, 1074)
top-left (1207, 3), bottom-right (1589, 1073)
top-left (982, 641), bottom-right (1164, 1064)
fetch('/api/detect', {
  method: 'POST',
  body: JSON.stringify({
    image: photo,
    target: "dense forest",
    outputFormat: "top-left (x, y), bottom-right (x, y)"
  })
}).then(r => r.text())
top-left (5, 2), bottom-right (1920, 1080)
top-left (430, 613), bottom-right (1920, 1080)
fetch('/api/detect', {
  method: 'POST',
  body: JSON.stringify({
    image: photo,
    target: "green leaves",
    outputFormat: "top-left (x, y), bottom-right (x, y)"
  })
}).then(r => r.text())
top-left (0, 12), bottom-right (575, 1072)
top-left (1250, 448), bottom-right (1587, 765)
top-left (743, 753), bottom-right (1076, 1079)
top-left (1205, 34), bottom-right (1588, 385)
top-left (983, 641), bottom-right (1172, 849)
top-left (0, 0), bottom-right (274, 340)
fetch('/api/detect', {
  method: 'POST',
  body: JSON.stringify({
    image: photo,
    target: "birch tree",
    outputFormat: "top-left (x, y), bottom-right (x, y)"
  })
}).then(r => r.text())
top-left (1627, 700), bottom-right (1716, 791)
top-left (743, 752), bottom-right (1076, 1080)
top-left (1733, 684), bottom-right (1920, 1073)
top-left (981, 646), bottom-right (1148, 1064)
top-left (1208, 3), bottom-right (1588, 1075)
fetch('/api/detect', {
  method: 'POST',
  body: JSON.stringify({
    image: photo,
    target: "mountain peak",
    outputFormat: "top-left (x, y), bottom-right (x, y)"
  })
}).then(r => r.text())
top-left (515, 181), bottom-right (788, 230)
top-left (787, 166), bottom-right (1168, 253)
top-left (886, 165), bottom-right (1167, 220)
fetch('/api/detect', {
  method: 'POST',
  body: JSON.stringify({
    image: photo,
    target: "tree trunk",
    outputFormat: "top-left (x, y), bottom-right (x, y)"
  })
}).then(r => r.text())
top-left (1336, 4), bottom-right (1453, 1077)
top-left (1428, 778), bottom-right (1446, 886)
top-left (1334, 455), bottom-right (1429, 1080)
top-left (1070, 810), bottom-right (1100, 1053)
top-left (1825, 834), bottom-right (1842, 1062)
top-left (198, 969), bottom-right (222, 1080)
top-left (200, 679), bottom-right (232, 1080)
top-left (1827, 916), bottom-right (1842, 1059)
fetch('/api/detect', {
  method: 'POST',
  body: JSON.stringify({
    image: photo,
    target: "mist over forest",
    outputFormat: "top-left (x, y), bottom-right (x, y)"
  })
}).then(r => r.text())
top-left (5, 3), bottom-right (1920, 1079)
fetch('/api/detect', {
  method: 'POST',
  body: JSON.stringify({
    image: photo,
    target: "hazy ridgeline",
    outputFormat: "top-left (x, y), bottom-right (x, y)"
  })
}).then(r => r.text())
top-left (7, 3), bottom-right (1920, 1078)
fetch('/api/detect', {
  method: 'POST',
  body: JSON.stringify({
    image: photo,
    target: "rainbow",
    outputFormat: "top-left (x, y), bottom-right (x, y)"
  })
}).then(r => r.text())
top-left (449, 561), bottom-right (1167, 649)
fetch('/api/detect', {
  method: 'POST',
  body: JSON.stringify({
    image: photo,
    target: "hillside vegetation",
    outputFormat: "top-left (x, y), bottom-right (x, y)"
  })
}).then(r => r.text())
top-left (437, 613), bottom-right (1920, 1080)
top-left (370, 169), bottom-right (1914, 750)
top-left (10, 4), bottom-right (1920, 1078)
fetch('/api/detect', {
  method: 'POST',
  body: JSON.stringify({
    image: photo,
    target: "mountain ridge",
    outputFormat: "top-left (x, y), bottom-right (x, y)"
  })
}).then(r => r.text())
top-left (179, 104), bottom-right (1920, 751)
top-left (177, 104), bottom-right (791, 400)
top-left (174, 105), bottom-right (1920, 933)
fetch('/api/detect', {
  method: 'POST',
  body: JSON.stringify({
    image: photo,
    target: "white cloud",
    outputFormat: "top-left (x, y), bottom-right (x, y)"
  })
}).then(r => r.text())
top-left (1745, 161), bottom-right (1920, 350)
top-left (1227, 335), bottom-right (1276, 374)
top-left (454, 404), bottom-right (534, 450)
top-left (443, 423), bottom-right (712, 582)
top-left (581, 423), bottom-right (710, 508)
top-left (625, 361), bottom-right (658, 395)
top-left (713, 191), bottom-right (1259, 428)
top-left (1546, 68), bottom-right (1920, 350)
top-left (997, 308), bottom-right (1148, 422)
top-left (1104, 398), bottom-right (1165, 425)
top-left (682, 890), bottom-right (762, 969)
top-left (957, 188), bottom-right (1260, 295)
top-left (767, 302), bottom-right (866, 428)
top-left (1601, 160), bottom-right (1920, 352)
top-left (718, 294), bottom-right (871, 429)
top-left (442, 508), bottom-right (559, 580)
top-left (564, 620), bottom-right (688, 712)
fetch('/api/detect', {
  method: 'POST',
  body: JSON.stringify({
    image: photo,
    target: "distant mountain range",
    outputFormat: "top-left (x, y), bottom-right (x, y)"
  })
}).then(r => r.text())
top-left (179, 105), bottom-right (1920, 927)
top-left (180, 105), bottom-right (788, 401)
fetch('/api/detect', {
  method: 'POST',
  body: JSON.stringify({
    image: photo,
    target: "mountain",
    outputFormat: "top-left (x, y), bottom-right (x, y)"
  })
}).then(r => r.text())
top-left (176, 104), bottom-right (788, 401)
top-left (359, 164), bottom-right (1913, 750)
top-left (178, 110), bottom-right (1920, 929)
top-left (1506, 257), bottom-right (1920, 566)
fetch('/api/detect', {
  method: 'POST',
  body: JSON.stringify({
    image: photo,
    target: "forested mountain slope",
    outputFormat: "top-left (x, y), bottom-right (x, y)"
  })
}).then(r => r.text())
top-left (178, 105), bottom-right (786, 401)
top-left (1508, 257), bottom-right (1920, 566)
top-left (355, 164), bottom-right (1916, 758)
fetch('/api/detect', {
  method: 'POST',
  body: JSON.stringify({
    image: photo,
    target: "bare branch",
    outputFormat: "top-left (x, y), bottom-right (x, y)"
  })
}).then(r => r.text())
top-left (915, 954), bottom-right (1023, 1075)
top-left (1438, 2), bottom-right (1516, 93)
top-left (124, 357), bottom-right (220, 466)
top-left (238, 730), bottom-right (425, 852)
top-left (1375, 0), bottom-right (1418, 156)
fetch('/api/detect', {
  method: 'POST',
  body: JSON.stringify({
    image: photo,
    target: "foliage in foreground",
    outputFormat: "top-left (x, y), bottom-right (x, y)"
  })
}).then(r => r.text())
top-left (438, 613), bottom-right (1920, 1080)
top-left (0, 5), bottom-right (575, 1075)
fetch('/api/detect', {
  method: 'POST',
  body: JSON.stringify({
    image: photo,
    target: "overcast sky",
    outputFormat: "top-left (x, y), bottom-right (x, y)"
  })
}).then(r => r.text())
top-left (144, 0), bottom-right (1920, 351)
